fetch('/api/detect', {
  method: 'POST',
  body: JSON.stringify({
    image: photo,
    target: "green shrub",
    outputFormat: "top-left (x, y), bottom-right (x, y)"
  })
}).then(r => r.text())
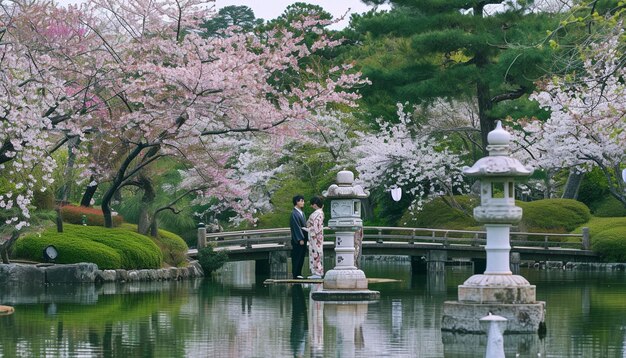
top-left (572, 217), bottom-right (626, 238)
top-left (518, 199), bottom-right (591, 233)
top-left (398, 196), bottom-right (479, 229)
top-left (88, 229), bottom-right (162, 269)
top-left (119, 223), bottom-right (189, 267)
top-left (33, 189), bottom-right (55, 210)
top-left (197, 245), bottom-right (228, 274)
top-left (61, 205), bottom-right (124, 227)
top-left (593, 196), bottom-right (626, 217)
top-left (156, 229), bottom-right (189, 267)
top-left (12, 224), bottom-right (162, 269)
top-left (591, 227), bottom-right (626, 262)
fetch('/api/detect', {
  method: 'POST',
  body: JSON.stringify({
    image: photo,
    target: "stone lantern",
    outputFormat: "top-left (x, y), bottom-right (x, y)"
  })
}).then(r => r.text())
top-left (312, 170), bottom-right (380, 301)
top-left (441, 121), bottom-right (545, 333)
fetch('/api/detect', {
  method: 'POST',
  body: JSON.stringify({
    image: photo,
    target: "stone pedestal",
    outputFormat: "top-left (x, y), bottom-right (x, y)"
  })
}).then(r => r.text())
top-left (442, 301), bottom-right (545, 333)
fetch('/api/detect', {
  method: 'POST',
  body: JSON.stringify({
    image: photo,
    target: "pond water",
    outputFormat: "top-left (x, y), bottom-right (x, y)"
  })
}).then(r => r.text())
top-left (1, 261), bottom-right (626, 357)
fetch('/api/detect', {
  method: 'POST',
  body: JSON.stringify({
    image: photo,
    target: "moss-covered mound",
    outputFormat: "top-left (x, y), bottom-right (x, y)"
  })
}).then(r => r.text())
top-left (13, 224), bottom-right (163, 269)
top-left (155, 228), bottom-right (189, 267)
top-left (518, 199), bottom-right (591, 233)
top-left (591, 227), bottom-right (626, 262)
top-left (119, 223), bottom-right (189, 267)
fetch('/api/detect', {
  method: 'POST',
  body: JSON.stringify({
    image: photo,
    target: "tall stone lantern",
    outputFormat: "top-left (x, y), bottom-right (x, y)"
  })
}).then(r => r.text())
top-left (441, 121), bottom-right (546, 333)
top-left (312, 170), bottom-right (380, 301)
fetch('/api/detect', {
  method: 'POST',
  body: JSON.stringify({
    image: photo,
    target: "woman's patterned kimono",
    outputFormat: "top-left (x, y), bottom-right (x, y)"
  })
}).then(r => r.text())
top-left (306, 208), bottom-right (324, 277)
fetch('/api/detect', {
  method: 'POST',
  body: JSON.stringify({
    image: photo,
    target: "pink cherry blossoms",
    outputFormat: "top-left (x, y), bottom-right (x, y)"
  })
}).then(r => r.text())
top-left (515, 30), bottom-right (626, 206)
top-left (0, 0), bottom-right (368, 229)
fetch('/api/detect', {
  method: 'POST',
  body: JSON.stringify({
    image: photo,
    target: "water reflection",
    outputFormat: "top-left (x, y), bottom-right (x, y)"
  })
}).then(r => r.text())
top-left (1, 263), bottom-right (626, 357)
top-left (290, 285), bottom-right (307, 357)
top-left (442, 331), bottom-right (544, 357)
top-left (309, 284), bottom-right (324, 357)
top-left (323, 301), bottom-right (369, 358)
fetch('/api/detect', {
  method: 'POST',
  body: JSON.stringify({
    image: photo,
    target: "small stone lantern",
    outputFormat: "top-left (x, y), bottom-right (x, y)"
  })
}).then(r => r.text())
top-left (463, 121), bottom-right (532, 275)
top-left (441, 121), bottom-right (545, 333)
top-left (312, 170), bottom-right (380, 301)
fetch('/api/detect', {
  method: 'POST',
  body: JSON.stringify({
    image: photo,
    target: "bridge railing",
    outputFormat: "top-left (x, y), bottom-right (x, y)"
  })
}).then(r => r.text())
top-left (197, 225), bottom-right (590, 251)
top-left (361, 226), bottom-right (589, 250)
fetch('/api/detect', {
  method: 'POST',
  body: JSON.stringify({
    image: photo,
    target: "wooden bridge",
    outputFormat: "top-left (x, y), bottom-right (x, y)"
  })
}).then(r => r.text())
top-left (189, 226), bottom-right (599, 275)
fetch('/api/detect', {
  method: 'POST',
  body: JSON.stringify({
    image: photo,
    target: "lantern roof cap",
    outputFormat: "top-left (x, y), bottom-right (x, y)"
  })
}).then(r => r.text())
top-left (323, 170), bottom-right (370, 198)
top-left (463, 121), bottom-right (533, 177)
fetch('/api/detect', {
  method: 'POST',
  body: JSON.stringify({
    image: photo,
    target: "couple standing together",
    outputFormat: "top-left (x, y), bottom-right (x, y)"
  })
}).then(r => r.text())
top-left (290, 195), bottom-right (325, 279)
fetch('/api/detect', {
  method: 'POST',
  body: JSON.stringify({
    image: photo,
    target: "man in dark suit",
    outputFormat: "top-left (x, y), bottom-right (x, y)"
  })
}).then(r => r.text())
top-left (290, 195), bottom-right (308, 279)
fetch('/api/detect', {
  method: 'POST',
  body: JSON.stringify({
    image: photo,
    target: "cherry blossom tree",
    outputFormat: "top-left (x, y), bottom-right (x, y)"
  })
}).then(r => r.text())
top-left (352, 103), bottom-right (469, 212)
top-left (73, 0), bottom-right (367, 227)
top-left (514, 30), bottom-right (626, 207)
top-left (0, 2), bottom-right (100, 230)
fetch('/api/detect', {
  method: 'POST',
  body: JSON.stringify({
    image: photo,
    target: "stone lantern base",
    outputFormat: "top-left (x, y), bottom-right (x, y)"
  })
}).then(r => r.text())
top-left (441, 274), bottom-right (545, 333)
top-left (311, 268), bottom-right (380, 301)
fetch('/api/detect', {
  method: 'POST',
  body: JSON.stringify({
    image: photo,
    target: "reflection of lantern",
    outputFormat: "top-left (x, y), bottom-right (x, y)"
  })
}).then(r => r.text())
top-left (390, 187), bottom-right (402, 202)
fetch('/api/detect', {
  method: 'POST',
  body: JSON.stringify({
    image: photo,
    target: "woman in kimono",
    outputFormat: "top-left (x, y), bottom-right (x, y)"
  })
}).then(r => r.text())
top-left (305, 196), bottom-right (325, 279)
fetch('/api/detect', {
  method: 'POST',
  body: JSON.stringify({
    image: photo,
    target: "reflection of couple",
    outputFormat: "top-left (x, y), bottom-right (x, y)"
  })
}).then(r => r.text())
top-left (290, 285), bottom-right (307, 357)
top-left (291, 284), bottom-right (324, 358)
top-left (290, 195), bottom-right (325, 279)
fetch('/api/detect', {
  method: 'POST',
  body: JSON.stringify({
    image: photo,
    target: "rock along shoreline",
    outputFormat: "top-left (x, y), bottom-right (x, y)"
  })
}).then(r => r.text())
top-left (0, 261), bottom-right (204, 285)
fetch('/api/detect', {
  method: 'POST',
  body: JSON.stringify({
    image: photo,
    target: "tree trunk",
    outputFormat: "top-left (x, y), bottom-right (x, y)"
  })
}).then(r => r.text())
top-left (80, 176), bottom-right (98, 207)
top-left (474, 42), bottom-right (494, 157)
top-left (0, 232), bottom-right (20, 264)
top-left (137, 175), bottom-right (156, 235)
top-left (562, 170), bottom-right (584, 199)
top-left (101, 144), bottom-right (149, 228)
top-left (55, 206), bottom-right (63, 233)
top-left (60, 138), bottom-right (80, 203)
top-left (149, 219), bottom-right (158, 237)
top-left (102, 201), bottom-right (113, 228)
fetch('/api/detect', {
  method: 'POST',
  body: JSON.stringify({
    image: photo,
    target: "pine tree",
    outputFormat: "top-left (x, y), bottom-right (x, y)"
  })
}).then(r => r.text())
top-left (350, 0), bottom-right (557, 153)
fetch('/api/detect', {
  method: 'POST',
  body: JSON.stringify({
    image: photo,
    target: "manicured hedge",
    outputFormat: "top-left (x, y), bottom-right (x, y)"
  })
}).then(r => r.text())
top-left (593, 196), bottom-right (626, 217)
top-left (120, 223), bottom-right (188, 267)
top-left (13, 224), bottom-right (162, 269)
top-left (591, 227), bottom-right (626, 262)
top-left (518, 199), bottom-right (591, 233)
top-left (398, 197), bottom-right (592, 235)
top-left (61, 205), bottom-right (124, 227)
top-left (155, 228), bottom-right (189, 267)
top-left (572, 217), bottom-right (626, 238)
top-left (14, 231), bottom-right (122, 269)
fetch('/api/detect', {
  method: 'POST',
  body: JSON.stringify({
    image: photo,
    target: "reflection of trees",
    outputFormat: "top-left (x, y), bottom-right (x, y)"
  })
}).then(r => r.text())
top-left (0, 281), bottom-right (195, 357)
top-left (2, 266), bottom-right (626, 356)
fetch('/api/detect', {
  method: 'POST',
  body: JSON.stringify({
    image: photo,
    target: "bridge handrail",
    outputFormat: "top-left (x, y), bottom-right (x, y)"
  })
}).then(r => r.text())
top-left (197, 225), bottom-right (590, 251)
